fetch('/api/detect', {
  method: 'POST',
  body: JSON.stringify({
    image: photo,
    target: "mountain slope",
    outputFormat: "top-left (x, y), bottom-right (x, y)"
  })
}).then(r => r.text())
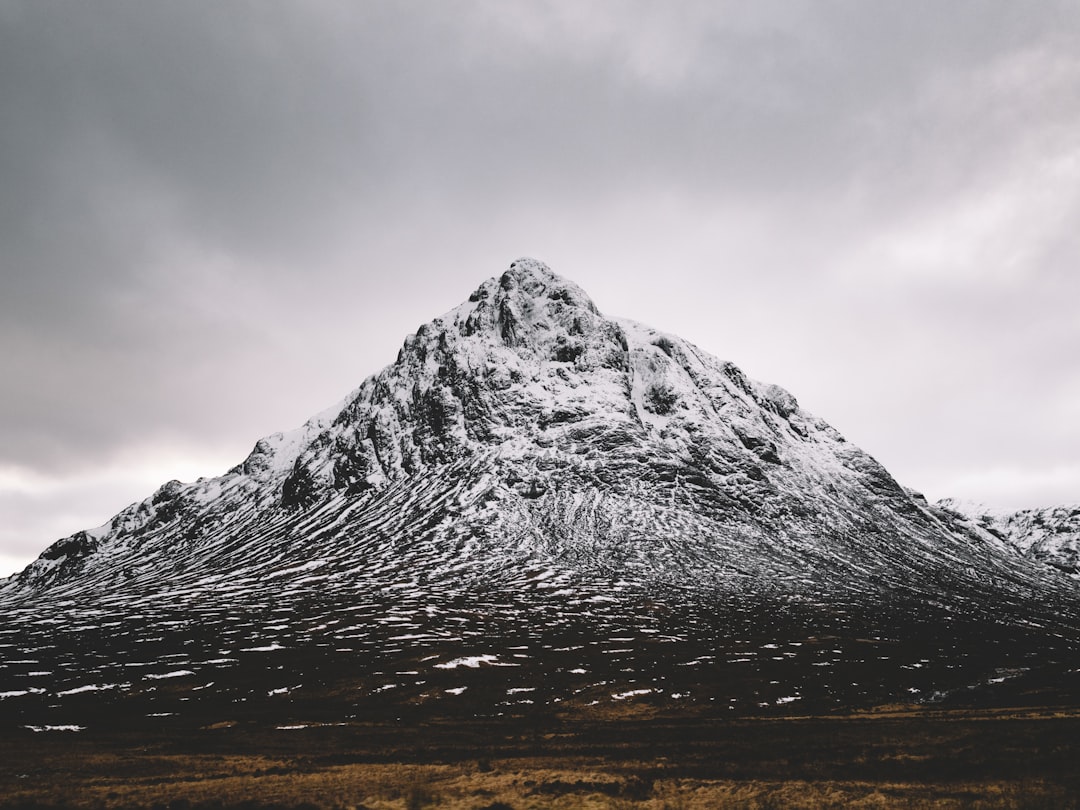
top-left (1, 259), bottom-right (1078, 730)
top-left (937, 498), bottom-right (1080, 573)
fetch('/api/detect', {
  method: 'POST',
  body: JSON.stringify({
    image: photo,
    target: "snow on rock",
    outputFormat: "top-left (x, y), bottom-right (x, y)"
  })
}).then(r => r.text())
top-left (435, 655), bottom-right (510, 669)
top-left (937, 499), bottom-right (1080, 573)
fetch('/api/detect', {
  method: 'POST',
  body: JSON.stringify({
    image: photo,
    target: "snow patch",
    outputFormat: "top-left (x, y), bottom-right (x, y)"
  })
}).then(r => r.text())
top-left (434, 654), bottom-right (513, 669)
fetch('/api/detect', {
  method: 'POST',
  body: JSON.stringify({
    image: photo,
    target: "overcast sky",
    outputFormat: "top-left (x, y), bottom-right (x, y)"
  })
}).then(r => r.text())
top-left (2, 1), bottom-right (1079, 577)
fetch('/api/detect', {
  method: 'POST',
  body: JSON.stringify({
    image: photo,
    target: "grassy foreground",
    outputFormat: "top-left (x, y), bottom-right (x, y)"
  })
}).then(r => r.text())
top-left (2, 708), bottom-right (1079, 809)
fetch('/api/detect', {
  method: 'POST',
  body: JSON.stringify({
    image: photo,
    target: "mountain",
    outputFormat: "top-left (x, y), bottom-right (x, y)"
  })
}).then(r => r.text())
top-left (936, 499), bottom-right (1080, 574)
top-left (2, 258), bottom-right (1079, 733)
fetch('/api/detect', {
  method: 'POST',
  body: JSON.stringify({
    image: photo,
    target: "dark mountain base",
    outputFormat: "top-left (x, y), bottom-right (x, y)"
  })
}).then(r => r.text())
top-left (3, 711), bottom-right (1080, 809)
top-left (5, 590), bottom-right (1080, 734)
top-left (5, 594), bottom-right (1080, 807)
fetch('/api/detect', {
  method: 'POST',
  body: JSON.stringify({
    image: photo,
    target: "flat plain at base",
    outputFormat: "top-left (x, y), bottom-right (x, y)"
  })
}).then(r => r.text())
top-left (2, 709), bottom-right (1079, 809)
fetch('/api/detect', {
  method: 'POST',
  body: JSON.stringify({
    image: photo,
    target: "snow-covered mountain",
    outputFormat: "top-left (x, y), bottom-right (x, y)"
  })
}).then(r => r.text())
top-left (2, 259), bottom-right (1078, 730)
top-left (937, 499), bottom-right (1080, 573)
top-left (4, 258), bottom-right (1072, 603)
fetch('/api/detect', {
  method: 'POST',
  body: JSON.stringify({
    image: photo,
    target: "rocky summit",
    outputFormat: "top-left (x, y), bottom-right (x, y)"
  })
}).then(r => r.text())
top-left (2, 258), bottom-right (1079, 734)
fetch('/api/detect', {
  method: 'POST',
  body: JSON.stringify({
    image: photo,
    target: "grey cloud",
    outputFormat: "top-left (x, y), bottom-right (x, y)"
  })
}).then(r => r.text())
top-left (1, 1), bottom-right (1079, 572)
top-left (5, 1), bottom-right (1074, 262)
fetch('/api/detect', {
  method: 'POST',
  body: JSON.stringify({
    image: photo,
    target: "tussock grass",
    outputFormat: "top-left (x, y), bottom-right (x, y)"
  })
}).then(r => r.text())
top-left (2, 712), bottom-right (1079, 809)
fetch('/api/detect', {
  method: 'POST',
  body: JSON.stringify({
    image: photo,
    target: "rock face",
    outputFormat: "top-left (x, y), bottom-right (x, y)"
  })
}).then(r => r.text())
top-left (1, 259), bottom-right (1078, 729)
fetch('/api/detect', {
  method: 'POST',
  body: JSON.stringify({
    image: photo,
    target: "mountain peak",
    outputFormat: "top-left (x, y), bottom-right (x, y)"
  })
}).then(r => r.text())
top-left (452, 259), bottom-right (601, 351)
top-left (503, 256), bottom-right (557, 284)
top-left (495, 257), bottom-right (593, 305)
top-left (471, 257), bottom-right (597, 310)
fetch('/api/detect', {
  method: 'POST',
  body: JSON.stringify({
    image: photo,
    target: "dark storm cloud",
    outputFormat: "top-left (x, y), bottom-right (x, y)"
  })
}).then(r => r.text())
top-left (3, 1), bottom-right (1072, 264)
top-left (5, 0), bottom-right (1062, 258)
top-left (2, 1), bottom-right (1079, 571)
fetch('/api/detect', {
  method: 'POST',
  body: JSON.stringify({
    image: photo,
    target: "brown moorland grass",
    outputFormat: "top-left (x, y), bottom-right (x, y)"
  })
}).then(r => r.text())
top-left (2, 708), bottom-right (1078, 809)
